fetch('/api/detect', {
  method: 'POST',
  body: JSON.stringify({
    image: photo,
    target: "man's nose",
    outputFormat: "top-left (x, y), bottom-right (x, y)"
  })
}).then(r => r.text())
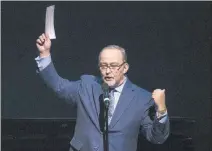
top-left (106, 67), bottom-right (112, 74)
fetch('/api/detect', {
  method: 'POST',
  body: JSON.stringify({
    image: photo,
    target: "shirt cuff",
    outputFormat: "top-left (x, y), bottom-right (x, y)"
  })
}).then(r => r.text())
top-left (156, 111), bottom-right (168, 123)
top-left (35, 54), bottom-right (51, 71)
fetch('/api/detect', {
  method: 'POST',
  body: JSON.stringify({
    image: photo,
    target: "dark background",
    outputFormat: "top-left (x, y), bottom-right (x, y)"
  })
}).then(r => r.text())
top-left (1, 1), bottom-right (211, 151)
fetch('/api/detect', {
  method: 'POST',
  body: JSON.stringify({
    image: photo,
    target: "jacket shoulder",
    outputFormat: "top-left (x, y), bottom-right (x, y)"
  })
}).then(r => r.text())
top-left (132, 83), bottom-right (151, 96)
top-left (132, 83), bottom-right (154, 105)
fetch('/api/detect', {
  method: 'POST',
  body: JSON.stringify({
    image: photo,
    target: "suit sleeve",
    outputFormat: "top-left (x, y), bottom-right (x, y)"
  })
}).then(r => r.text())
top-left (38, 62), bottom-right (80, 106)
top-left (140, 97), bottom-right (170, 144)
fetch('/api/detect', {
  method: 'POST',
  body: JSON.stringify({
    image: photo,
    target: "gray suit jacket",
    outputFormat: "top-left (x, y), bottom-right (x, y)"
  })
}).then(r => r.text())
top-left (39, 62), bottom-right (169, 151)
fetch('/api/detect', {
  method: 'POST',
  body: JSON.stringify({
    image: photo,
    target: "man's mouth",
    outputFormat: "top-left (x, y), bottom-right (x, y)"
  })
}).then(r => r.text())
top-left (105, 77), bottom-right (113, 81)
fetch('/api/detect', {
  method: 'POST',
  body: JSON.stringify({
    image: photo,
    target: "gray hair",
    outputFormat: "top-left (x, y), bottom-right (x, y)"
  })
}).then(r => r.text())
top-left (99, 45), bottom-right (127, 62)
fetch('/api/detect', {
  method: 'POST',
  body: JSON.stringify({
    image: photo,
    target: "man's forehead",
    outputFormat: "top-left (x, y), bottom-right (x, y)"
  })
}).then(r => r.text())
top-left (100, 48), bottom-right (122, 57)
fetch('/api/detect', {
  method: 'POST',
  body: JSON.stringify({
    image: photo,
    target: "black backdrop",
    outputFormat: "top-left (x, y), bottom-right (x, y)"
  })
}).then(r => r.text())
top-left (1, 1), bottom-right (211, 150)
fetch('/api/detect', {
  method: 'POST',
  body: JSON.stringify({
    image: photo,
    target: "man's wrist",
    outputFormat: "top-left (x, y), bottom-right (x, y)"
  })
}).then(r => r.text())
top-left (39, 52), bottom-right (50, 58)
top-left (156, 107), bottom-right (168, 120)
top-left (35, 54), bottom-right (51, 71)
top-left (157, 106), bottom-right (167, 115)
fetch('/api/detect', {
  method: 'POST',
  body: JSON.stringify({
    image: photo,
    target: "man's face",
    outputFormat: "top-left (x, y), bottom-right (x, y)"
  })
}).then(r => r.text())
top-left (99, 48), bottom-right (129, 88)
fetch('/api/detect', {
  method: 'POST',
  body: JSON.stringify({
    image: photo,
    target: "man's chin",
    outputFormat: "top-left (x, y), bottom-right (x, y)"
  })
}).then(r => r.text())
top-left (104, 80), bottom-right (116, 88)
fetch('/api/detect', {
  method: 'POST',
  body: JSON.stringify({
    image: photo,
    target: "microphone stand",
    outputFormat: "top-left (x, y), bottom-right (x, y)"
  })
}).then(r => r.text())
top-left (103, 97), bottom-right (110, 151)
top-left (101, 83), bottom-right (110, 151)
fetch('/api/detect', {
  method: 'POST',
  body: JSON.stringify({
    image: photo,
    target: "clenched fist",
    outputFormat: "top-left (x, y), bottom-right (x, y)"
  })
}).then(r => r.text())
top-left (152, 89), bottom-right (166, 111)
top-left (36, 33), bottom-right (51, 57)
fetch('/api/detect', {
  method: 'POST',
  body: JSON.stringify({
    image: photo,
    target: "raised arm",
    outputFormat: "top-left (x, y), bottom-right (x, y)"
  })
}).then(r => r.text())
top-left (140, 90), bottom-right (170, 144)
top-left (35, 33), bottom-right (80, 106)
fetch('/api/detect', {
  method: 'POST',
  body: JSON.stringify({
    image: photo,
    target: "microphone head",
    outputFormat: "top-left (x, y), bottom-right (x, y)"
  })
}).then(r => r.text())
top-left (102, 82), bottom-right (110, 106)
top-left (102, 82), bottom-right (109, 92)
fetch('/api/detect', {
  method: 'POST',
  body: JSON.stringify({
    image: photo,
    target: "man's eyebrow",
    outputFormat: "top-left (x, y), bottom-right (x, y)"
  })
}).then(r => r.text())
top-left (99, 62), bottom-right (107, 64)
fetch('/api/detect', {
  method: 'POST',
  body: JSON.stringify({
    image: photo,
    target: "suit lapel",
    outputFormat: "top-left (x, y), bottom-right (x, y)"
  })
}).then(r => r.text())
top-left (79, 77), bottom-right (103, 133)
top-left (109, 79), bottom-right (135, 129)
top-left (80, 89), bottom-right (101, 132)
top-left (92, 86), bottom-right (103, 118)
top-left (93, 77), bottom-right (104, 117)
top-left (92, 78), bottom-right (104, 133)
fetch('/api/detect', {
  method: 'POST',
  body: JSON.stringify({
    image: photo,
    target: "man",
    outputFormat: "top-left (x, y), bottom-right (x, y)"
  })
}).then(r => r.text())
top-left (35, 33), bottom-right (169, 151)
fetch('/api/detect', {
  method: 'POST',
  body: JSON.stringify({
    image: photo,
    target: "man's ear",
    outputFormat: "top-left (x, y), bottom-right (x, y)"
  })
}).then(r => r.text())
top-left (123, 63), bottom-right (129, 74)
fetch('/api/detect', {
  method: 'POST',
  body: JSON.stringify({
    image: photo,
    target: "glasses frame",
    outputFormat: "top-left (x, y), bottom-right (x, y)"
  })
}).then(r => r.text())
top-left (99, 62), bottom-right (126, 71)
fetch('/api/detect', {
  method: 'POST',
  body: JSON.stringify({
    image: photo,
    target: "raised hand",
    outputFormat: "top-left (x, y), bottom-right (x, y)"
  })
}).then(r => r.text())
top-left (152, 89), bottom-right (166, 111)
top-left (36, 33), bottom-right (51, 57)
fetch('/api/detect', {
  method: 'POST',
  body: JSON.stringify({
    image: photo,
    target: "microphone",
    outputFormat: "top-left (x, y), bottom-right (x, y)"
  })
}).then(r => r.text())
top-left (102, 82), bottom-right (110, 107)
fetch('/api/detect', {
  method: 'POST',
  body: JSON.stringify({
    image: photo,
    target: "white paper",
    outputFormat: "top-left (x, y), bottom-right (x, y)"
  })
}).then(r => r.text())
top-left (45, 5), bottom-right (56, 39)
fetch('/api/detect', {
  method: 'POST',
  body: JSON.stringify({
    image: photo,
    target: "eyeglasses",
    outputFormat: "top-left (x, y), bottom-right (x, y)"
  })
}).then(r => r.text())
top-left (99, 62), bottom-right (126, 71)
